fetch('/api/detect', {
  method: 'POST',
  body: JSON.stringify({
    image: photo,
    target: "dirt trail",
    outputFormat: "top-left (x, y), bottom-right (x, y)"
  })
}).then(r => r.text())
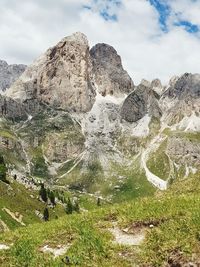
top-left (2, 208), bottom-right (25, 226)
top-left (0, 219), bottom-right (9, 232)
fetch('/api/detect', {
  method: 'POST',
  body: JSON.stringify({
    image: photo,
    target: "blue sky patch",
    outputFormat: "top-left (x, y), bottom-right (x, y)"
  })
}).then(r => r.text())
top-left (174, 20), bottom-right (199, 33)
top-left (100, 10), bottom-right (118, 21)
top-left (148, 0), bottom-right (199, 35)
top-left (83, 0), bottom-right (121, 22)
top-left (149, 0), bottom-right (171, 32)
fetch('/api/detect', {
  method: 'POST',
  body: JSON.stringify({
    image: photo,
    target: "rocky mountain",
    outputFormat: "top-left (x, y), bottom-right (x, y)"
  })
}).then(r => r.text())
top-left (0, 32), bottom-right (200, 197)
top-left (0, 60), bottom-right (26, 92)
top-left (1, 32), bottom-right (200, 267)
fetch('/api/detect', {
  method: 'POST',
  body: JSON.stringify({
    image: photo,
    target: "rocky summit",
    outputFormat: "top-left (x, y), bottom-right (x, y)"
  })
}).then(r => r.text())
top-left (90, 43), bottom-right (134, 96)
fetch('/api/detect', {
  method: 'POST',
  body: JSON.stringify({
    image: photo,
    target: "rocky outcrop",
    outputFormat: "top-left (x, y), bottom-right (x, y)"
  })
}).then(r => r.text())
top-left (161, 74), bottom-right (200, 125)
top-left (120, 80), bottom-right (162, 123)
top-left (90, 43), bottom-right (134, 97)
top-left (164, 73), bottom-right (200, 99)
top-left (151, 79), bottom-right (164, 96)
top-left (167, 136), bottom-right (200, 166)
top-left (6, 32), bottom-right (96, 113)
top-left (0, 95), bottom-right (27, 121)
top-left (0, 60), bottom-right (26, 92)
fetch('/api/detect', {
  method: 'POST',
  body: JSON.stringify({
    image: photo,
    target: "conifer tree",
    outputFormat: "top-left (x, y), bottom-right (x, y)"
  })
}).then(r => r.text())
top-left (74, 200), bottom-right (80, 213)
top-left (39, 184), bottom-right (48, 202)
top-left (43, 207), bottom-right (49, 221)
top-left (97, 197), bottom-right (101, 206)
top-left (0, 155), bottom-right (7, 183)
top-left (49, 191), bottom-right (56, 206)
top-left (65, 198), bottom-right (73, 214)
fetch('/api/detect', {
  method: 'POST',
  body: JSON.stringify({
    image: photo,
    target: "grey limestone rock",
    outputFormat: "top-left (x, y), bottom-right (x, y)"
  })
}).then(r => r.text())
top-left (0, 60), bottom-right (26, 92)
top-left (0, 95), bottom-right (27, 121)
top-left (120, 82), bottom-right (162, 123)
top-left (6, 32), bottom-right (96, 114)
top-left (164, 73), bottom-right (200, 99)
top-left (90, 43), bottom-right (134, 96)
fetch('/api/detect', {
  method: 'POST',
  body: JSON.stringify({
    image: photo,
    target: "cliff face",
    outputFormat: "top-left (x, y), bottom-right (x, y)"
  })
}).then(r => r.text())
top-left (1, 32), bottom-right (200, 195)
top-left (6, 33), bottom-right (96, 113)
top-left (121, 81), bottom-right (162, 123)
top-left (6, 33), bottom-right (134, 115)
top-left (0, 60), bottom-right (26, 92)
top-left (90, 43), bottom-right (134, 97)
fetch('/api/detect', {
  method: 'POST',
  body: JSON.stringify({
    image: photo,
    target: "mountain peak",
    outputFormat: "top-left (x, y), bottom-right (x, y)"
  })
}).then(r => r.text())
top-left (6, 32), bottom-right (96, 114)
top-left (90, 43), bottom-right (134, 96)
top-left (65, 31), bottom-right (88, 43)
top-left (0, 60), bottom-right (26, 92)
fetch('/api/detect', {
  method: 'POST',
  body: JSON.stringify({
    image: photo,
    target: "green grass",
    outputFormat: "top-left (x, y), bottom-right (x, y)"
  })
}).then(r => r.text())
top-left (107, 162), bottom-right (156, 202)
top-left (57, 158), bottom-right (156, 204)
top-left (0, 179), bottom-right (68, 232)
top-left (1, 183), bottom-right (200, 266)
top-left (147, 140), bottom-right (170, 180)
top-left (0, 130), bottom-right (17, 140)
top-left (163, 128), bottom-right (200, 142)
top-left (0, 181), bottom-right (42, 231)
top-left (1, 168), bottom-right (200, 266)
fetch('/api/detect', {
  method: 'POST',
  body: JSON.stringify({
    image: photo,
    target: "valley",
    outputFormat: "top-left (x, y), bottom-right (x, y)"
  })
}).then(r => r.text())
top-left (0, 32), bottom-right (200, 266)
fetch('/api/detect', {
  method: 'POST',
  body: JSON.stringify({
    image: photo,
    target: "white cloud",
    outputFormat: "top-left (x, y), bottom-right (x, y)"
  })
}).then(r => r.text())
top-left (0, 0), bottom-right (200, 85)
top-left (168, 0), bottom-right (200, 25)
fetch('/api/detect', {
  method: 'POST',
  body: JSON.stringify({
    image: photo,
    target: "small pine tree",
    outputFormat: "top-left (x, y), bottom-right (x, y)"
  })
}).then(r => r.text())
top-left (74, 200), bottom-right (80, 213)
top-left (65, 198), bottom-right (73, 214)
top-left (97, 197), bottom-right (101, 206)
top-left (49, 191), bottom-right (56, 206)
top-left (39, 184), bottom-right (48, 202)
top-left (43, 207), bottom-right (49, 221)
top-left (0, 155), bottom-right (7, 183)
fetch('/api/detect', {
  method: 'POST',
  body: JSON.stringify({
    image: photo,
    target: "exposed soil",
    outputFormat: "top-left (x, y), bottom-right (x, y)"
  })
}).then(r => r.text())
top-left (110, 226), bottom-right (146, 246)
top-left (166, 248), bottom-right (200, 267)
top-left (39, 244), bottom-right (71, 259)
top-left (127, 218), bottom-right (169, 234)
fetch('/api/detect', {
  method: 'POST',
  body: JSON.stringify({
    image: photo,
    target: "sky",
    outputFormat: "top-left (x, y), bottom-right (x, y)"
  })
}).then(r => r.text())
top-left (1, 0), bottom-right (200, 84)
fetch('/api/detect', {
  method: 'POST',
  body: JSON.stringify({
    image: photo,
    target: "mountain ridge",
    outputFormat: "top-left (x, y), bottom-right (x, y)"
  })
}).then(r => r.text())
top-left (1, 32), bottom-right (200, 266)
top-left (0, 31), bottom-right (200, 195)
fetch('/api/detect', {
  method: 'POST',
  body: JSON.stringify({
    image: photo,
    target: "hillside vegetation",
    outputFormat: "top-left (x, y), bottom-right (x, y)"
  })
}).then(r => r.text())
top-left (0, 173), bottom-right (200, 266)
